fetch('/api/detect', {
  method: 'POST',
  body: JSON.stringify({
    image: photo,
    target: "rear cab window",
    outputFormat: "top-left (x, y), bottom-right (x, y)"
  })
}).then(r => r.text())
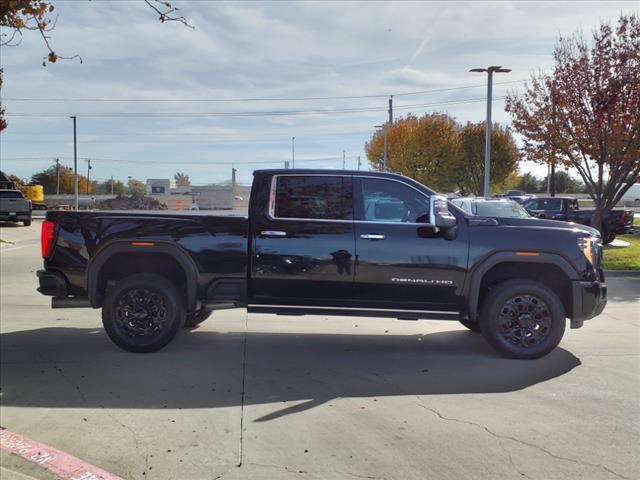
top-left (271, 175), bottom-right (353, 220)
top-left (0, 191), bottom-right (25, 199)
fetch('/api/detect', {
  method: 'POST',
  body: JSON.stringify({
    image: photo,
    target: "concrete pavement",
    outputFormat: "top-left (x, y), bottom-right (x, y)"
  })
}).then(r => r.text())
top-left (1, 221), bottom-right (639, 480)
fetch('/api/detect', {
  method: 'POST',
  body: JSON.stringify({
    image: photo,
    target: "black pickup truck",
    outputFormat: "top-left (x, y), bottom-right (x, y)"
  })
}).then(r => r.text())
top-left (522, 196), bottom-right (635, 244)
top-left (37, 169), bottom-right (607, 359)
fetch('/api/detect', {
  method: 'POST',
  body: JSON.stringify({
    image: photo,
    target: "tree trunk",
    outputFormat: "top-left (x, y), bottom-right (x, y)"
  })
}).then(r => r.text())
top-left (591, 206), bottom-right (604, 234)
top-left (550, 162), bottom-right (556, 197)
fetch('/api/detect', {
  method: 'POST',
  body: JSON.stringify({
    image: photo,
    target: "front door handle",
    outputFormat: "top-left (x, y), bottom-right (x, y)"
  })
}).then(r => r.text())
top-left (260, 230), bottom-right (287, 237)
top-left (360, 233), bottom-right (386, 240)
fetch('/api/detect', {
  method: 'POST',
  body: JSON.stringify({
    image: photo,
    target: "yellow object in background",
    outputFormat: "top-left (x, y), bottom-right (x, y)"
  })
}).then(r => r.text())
top-left (18, 185), bottom-right (45, 203)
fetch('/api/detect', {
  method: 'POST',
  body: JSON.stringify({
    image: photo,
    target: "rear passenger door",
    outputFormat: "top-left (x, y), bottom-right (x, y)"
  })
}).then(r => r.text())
top-left (251, 174), bottom-right (355, 305)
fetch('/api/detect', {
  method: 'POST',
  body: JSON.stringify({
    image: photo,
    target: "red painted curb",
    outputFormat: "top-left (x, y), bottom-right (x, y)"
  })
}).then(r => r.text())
top-left (0, 428), bottom-right (123, 480)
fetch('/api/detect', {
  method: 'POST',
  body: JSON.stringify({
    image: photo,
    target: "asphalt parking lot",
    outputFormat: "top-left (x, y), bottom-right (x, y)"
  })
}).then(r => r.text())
top-left (1, 220), bottom-right (639, 480)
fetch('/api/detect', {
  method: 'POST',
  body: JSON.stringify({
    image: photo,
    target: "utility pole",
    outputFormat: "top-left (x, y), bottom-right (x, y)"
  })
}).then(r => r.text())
top-left (291, 137), bottom-right (295, 169)
top-left (357, 155), bottom-right (361, 170)
top-left (53, 158), bottom-right (60, 195)
top-left (388, 96), bottom-right (393, 124)
top-left (342, 150), bottom-right (346, 170)
top-left (110, 175), bottom-right (114, 195)
top-left (470, 66), bottom-right (511, 197)
top-left (85, 159), bottom-right (91, 194)
top-left (70, 116), bottom-right (79, 210)
top-left (231, 167), bottom-right (237, 187)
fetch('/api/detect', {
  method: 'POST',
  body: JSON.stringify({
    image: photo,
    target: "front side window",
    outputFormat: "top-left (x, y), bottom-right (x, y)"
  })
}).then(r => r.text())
top-left (358, 178), bottom-right (429, 223)
top-left (273, 175), bottom-right (353, 220)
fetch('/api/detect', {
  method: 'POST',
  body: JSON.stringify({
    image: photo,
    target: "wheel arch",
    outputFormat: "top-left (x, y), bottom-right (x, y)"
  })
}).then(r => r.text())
top-left (467, 252), bottom-right (578, 322)
top-left (87, 241), bottom-right (198, 311)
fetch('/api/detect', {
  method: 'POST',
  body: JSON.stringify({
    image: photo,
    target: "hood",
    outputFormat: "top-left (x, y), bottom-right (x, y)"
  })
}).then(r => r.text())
top-left (495, 216), bottom-right (600, 236)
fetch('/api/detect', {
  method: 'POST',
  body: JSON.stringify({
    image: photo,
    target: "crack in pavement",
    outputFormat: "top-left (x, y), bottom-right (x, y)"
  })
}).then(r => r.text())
top-left (414, 399), bottom-right (630, 480)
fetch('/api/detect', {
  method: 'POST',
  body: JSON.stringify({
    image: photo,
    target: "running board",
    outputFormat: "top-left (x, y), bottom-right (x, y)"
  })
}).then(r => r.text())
top-left (52, 297), bottom-right (92, 308)
top-left (247, 305), bottom-right (464, 321)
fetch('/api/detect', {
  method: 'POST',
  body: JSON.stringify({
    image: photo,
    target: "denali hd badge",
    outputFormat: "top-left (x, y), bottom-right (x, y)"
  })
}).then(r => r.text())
top-left (391, 278), bottom-right (454, 285)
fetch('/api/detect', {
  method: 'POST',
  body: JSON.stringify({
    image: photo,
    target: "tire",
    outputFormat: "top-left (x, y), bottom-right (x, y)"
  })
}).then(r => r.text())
top-left (602, 230), bottom-right (616, 245)
top-left (102, 273), bottom-right (185, 353)
top-left (23, 218), bottom-right (32, 227)
top-left (458, 317), bottom-right (481, 332)
top-left (479, 280), bottom-right (566, 359)
top-left (184, 308), bottom-right (213, 328)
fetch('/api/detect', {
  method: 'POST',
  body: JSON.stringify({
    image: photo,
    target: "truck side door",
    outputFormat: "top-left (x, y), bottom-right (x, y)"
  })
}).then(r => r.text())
top-left (250, 174), bottom-right (355, 305)
top-left (352, 176), bottom-right (468, 311)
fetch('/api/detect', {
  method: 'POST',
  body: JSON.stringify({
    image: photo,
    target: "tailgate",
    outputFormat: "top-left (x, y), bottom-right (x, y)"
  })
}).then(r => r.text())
top-left (0, 199), bottom-right (31, 213)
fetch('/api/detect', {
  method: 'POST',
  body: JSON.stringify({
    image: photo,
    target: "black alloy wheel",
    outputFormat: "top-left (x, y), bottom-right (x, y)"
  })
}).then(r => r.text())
top-left (102, 273), bottom-right (185, 352)
top-left (479, 280), bottom-right (566, 359)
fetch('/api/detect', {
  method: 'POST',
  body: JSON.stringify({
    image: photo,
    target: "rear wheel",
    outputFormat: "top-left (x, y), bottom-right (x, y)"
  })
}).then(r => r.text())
top-left (23, 218), bottom-right (31, 226)
top-left (479, 280), bottom-right (566, 359)
top-left (102, 273), bottom-right (185, 353)
top-left (458, 317), bottom-right (481, 332)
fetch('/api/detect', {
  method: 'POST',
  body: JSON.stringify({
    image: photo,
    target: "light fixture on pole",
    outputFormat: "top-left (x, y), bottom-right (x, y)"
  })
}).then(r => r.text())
top-left (469, 65), bottom-right (511, 197)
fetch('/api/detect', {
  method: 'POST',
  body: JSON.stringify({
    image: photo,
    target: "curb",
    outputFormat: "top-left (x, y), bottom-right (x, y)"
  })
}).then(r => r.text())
top-left (604, 270), bottom-right (640, 277)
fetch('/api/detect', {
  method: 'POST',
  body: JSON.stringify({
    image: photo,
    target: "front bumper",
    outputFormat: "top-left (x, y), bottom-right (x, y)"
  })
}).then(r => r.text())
top-left (37, 269), bottom-right (68, 297)
top-left (571, 279), bottom-right (607, 328)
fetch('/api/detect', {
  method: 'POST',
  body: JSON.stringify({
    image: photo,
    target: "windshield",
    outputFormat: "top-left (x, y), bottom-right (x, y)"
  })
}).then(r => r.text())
top-left (474, 200), bottom-right (531, 218)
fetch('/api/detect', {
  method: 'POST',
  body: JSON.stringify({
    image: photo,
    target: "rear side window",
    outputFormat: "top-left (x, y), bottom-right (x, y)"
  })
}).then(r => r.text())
top-left (0, 191), bottom-right (24, 199)
top-left (273, 175), bottom-right (353, 220)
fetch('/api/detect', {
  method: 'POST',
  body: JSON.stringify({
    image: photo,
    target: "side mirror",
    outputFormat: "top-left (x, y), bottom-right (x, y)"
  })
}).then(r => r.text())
top-left (429, 195), bottom-right (457, 231)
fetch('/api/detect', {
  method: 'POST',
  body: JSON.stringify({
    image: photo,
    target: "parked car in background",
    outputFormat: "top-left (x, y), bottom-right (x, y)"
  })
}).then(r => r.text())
top-left (522, 196), bottom-right (634, 244)
top-left (451, 197), bottom-right (531, 218)
top-left (620, 183), bottom-right (640, 203)
top-left (36, 169), bottom-right (607, 360)
top-left (0, 189), bottom-right (32, 226)
top-left (502, 190), bottom-right (534, 204)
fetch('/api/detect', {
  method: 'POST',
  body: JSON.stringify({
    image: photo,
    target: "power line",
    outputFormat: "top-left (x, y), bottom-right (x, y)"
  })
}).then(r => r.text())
top-left (4, 96), bottom-right (506, 118)
top-left (1, 155), bottom-right (358, 165)
top-left (1, 81), bottom-right (525, 103)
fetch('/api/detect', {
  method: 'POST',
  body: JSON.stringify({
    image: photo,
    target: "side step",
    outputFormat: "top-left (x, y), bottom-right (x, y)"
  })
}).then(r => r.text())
top-left (52, 297), bottom-right (92, 308)
top-left (247, 305), bottom-right (464, 321)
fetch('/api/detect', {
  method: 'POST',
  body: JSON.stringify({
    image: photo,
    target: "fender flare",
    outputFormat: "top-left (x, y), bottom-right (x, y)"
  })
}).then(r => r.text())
top-left (87, 241), bottom-right (198, 310)
top-left (466, 252), bottom-right (579, 321)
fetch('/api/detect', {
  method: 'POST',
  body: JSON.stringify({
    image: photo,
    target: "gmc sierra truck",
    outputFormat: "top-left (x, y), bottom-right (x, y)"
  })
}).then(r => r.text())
top-left (37, 170), bottom-right (607, 359)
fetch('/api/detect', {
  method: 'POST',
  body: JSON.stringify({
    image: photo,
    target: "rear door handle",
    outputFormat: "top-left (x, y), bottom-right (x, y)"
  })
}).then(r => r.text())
top-left (260, 230), bottom-right (287, 237)
top-left (360, 233), bottom-right (385, 240)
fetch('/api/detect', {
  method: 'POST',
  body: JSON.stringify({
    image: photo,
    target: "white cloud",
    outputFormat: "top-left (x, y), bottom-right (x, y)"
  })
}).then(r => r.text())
top-left (1, 0), bottom-right (637, 184)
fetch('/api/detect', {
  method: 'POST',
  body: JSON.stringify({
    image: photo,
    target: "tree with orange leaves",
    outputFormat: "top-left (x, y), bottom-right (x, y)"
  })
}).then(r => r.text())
top-left (506, 13), bottom-right (640, 231)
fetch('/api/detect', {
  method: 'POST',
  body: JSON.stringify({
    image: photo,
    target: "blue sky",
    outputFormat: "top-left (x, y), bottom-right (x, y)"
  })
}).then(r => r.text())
top-left (0, 1), bottom-right (637, 186)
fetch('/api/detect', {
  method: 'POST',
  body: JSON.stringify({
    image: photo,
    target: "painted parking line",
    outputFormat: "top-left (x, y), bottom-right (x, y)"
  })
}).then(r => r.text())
top-left (0, 428), bottom-right (123, 480)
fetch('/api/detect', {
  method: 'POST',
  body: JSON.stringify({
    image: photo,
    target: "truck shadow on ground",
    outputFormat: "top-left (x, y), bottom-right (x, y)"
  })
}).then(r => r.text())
top-left (0, 326), bottom-right (581, 421)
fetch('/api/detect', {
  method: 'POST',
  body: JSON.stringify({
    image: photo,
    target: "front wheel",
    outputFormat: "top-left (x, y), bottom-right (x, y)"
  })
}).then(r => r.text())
top-left (102, 273), bottom-right (185, 353)
top-left (23, 218), bottom-right (32, 226)
top-left (479, 280), bottom-right (566, 359)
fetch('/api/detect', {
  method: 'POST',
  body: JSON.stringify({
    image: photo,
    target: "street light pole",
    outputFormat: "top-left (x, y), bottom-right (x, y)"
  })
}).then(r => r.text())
top-left (70, 116), bottom-right (79, 210)
top-left (470, 66), bottom-right (511, 197)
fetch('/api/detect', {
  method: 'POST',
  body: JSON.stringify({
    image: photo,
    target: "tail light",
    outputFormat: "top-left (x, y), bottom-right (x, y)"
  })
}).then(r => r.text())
top-left (41, 220), bottom-right (57, 259)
